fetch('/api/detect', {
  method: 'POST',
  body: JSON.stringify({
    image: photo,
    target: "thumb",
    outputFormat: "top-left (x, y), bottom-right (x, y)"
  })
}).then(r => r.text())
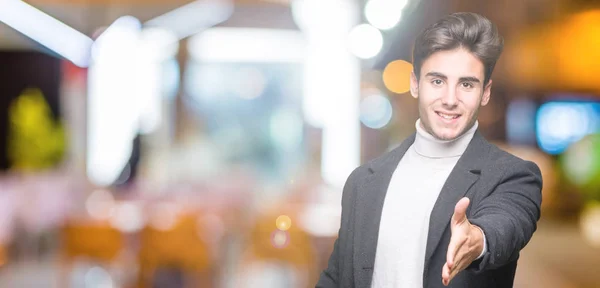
top-left (452, 197), bottom-right (470, 225)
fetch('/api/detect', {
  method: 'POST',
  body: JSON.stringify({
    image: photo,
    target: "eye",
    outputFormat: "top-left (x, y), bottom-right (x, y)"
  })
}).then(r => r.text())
top-left (461, 82), bottom-right (474, 89)
top-left (432, 79), bottom-right (443, 86)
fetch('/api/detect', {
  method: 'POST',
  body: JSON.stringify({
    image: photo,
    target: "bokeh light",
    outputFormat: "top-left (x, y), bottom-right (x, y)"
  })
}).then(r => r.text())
top-left (276, 215), bottom-right (292, 231)
top-left (347, 24), bottom-right (383, 59)
top-left (360, 93), bottom-right (393, 129)
top-left (84, 266), bottom-right (114, 288)
top-left (109, 201), bottom-right (144, 233)
top-left (382, 59), bottom-right (413, 94)
top-left (580, 202), bottom-right (600, 248)
top-left (536, 101), bottom-right (600, 155)
top-left (364, 0), bottom-right (406, 30)
top-left (271, 230), bottom-right (290, 249)
top-left (561, 134), bottom-right (600, 199)
top-left (148, 202), bottom-right (180, 231)
top-left (85, 189), bottom-right (115, 220)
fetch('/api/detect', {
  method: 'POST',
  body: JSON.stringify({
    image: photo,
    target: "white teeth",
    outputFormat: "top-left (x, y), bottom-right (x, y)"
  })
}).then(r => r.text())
top-left (437, 112), bottom-right (459, 119)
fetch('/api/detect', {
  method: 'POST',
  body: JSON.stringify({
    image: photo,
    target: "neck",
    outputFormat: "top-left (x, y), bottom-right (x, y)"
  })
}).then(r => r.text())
top-left (413, 119), bottom-right (478, 158)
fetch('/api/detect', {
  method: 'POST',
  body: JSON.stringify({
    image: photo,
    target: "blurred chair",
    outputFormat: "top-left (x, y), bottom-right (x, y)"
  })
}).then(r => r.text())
top-left (0, 243), bottom-right (6, 268)
top-left (60, 220), bottom-right (125, 286)
top-left (236, 205), bottom-right (318, 288)
top-left (137, 212), bottom-right (216, 288)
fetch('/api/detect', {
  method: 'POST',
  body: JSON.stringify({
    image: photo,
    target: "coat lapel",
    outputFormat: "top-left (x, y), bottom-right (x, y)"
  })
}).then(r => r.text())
top-left (423, 131), bottom-right (490, 278)
top-left (353, 133), bottom-right (415, 288)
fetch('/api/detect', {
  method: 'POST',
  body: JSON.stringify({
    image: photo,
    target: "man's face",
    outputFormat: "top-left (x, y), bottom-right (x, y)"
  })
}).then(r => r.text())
top-left (410, 48), bottom-right (492, 141)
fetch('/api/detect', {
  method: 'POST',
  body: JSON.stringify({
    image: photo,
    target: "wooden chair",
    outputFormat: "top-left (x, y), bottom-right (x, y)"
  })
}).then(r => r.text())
top-left (236, 206), bottom-right (318, 288)
top-left (60, 220), bottom-right (125, 287)
top-left (137, 212), bottom-right (216, 288)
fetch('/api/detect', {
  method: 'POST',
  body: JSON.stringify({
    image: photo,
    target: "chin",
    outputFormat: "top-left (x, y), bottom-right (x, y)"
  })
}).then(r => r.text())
top-left (431, 125), bottom-right (465, 141)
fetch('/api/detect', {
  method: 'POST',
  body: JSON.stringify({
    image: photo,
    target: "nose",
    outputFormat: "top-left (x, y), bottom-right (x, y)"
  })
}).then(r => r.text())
top-left (441, 88), bottom-right (458, 107)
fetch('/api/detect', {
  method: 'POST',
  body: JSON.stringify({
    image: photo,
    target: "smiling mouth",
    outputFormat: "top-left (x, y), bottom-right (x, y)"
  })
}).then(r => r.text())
top-left (436, 111), bottom-right (461, 120)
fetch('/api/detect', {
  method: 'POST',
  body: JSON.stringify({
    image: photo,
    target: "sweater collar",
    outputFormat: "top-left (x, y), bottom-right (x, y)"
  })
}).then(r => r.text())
top-left (413, 119), bottom-right (478, 158)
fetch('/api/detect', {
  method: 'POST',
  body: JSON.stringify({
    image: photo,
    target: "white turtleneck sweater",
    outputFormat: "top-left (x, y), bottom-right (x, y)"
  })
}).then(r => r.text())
top-left (371, 119), bottom-right (485, 287)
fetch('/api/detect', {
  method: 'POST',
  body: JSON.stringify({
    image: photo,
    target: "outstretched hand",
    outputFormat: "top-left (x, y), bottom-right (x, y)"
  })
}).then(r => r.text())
top-left (442, 197), bottom-right (484, 286)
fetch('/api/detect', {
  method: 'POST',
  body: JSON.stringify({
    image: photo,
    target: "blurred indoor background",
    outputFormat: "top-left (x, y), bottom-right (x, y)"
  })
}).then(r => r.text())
top-left (0, 0), bottom-right (599, 287)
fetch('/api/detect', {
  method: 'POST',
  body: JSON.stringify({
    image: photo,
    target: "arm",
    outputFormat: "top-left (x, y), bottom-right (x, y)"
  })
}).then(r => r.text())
top-left (468, 160), bottom-right (543, 272)
top-left (316, 167), bottom-right (359, 287)
top-left (316, 237), bottom-right (341, 287)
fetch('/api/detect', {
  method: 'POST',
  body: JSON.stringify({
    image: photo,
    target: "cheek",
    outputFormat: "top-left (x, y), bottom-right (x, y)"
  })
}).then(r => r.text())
top-left (459, 92), bottom-right (482, 110)
top-left (418, 86), bottom-right (440, 105)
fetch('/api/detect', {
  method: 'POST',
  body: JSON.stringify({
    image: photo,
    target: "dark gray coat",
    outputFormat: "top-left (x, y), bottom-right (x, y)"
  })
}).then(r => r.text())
top-left (316, 130), bottom-right (543, 288)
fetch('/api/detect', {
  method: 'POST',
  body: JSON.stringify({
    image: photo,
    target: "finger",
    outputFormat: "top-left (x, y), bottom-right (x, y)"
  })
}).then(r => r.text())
top-left (450, 248), bottom-right (473, 280)
top-left (449, 255), bottom-right (467, 283)
top-left (452, 197), bottom-right (470, 225)
top-left (446, 234), bottom-right (466, 269)
top-left (450, 252), bottom-right (464, 275)
top-left (442, 262), bottom-right (450, 286)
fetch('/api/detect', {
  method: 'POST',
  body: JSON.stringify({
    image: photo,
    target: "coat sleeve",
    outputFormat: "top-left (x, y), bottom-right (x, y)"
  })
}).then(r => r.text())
top-left (467, 160), bottom-right (543, 272)
top-left (316, 167), bottom-right (359, 287)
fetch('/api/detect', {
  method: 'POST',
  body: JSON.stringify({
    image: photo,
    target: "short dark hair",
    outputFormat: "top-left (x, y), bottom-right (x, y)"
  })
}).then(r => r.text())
top-left (412, 12), bottom-right (504, 84)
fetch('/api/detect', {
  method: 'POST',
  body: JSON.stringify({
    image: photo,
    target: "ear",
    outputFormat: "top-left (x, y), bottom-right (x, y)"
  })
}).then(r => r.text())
top-left (410, 71), bottom-right (419, 99)
top-left (481, 79), bottom-right (492, 106)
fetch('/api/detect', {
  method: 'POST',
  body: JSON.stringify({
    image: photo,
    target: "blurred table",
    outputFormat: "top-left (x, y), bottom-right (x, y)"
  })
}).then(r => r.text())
top-left (515, 218), bottom-right (600, 288)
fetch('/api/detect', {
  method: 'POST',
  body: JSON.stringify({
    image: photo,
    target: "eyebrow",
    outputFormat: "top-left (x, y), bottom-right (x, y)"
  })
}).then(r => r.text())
top-left (425, 72), bottom-right (447, 80)
top-left (424, 71), bottom-right (481, 83)
top-left (459, 76), bottom-right (481, 83)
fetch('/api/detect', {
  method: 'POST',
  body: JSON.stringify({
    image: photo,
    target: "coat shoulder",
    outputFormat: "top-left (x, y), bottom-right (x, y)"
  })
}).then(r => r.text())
top-left (486, 142), bottom-right (542, 177)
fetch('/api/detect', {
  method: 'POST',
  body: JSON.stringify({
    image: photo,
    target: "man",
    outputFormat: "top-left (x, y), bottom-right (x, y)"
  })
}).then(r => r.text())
top-left (316, 12), bottom-right (542, 288)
